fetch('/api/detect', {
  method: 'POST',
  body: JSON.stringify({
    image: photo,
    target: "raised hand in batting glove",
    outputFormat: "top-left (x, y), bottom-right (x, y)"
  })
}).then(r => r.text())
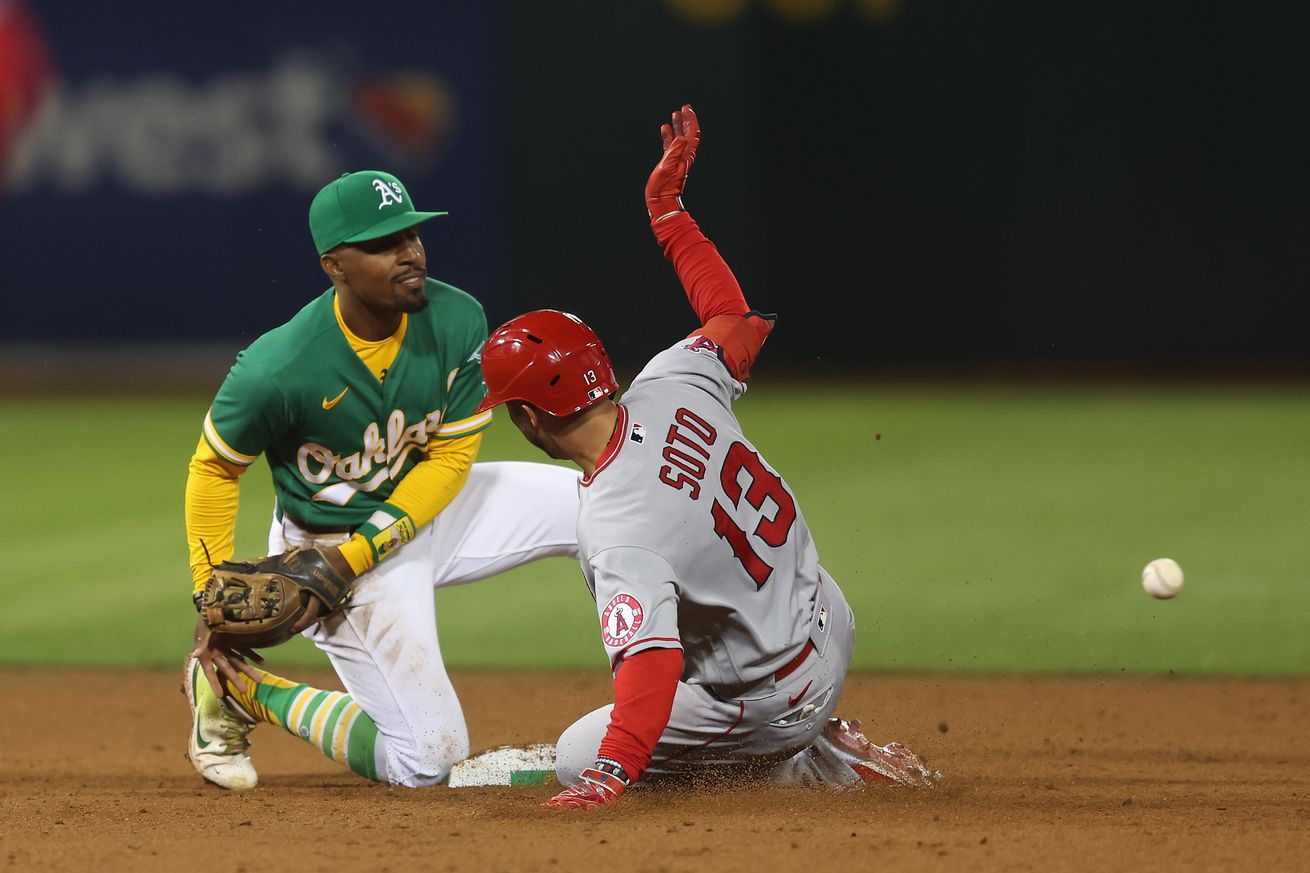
top-left (544, 761), bottom-right (630, 811)
top-left (645, 103), bottom-right (700, 221)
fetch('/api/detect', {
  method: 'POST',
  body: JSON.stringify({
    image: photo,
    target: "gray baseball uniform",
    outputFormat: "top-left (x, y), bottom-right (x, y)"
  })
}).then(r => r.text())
top-left (557, 332), bottom-right (861, 785)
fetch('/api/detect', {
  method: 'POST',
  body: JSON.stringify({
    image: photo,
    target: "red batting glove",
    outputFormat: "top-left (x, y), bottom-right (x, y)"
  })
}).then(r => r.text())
top-left (544, 763), bottom-right (630, 811)
top-left (645, 103), bottom-right (701, 222)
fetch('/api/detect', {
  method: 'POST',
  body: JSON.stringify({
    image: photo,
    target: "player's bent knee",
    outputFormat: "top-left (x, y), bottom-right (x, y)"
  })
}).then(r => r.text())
top-left (386, 733), bottom-right (471, 788)
top-left (555, 705), bottom-right (613, 785)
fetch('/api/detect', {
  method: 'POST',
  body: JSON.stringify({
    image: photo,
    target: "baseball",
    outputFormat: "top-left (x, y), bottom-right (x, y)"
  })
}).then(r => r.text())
top-left (1141, 558), bottom-right (1184, 599)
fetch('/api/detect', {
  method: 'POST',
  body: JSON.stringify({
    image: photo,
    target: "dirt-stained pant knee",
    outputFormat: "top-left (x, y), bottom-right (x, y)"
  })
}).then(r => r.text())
top-left (386, 728), bottom-right (471, 788)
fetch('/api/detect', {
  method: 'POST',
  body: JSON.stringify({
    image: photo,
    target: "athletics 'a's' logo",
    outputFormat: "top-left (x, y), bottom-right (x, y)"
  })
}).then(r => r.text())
top-left (601, 593), bottom-right (644, 648)
top-left (373, 179), bottom-right (404, 209)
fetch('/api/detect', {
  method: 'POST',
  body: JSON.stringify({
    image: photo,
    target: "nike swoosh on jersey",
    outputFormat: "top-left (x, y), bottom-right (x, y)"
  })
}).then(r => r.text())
top-left (322, 387), bottom-right (349, 410)
top-left (787, 680), bottom-right (814, 709)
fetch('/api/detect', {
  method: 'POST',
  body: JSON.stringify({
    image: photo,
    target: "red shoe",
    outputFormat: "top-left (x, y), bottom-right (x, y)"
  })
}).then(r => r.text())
top-left (824, 718), bottom-right (942, 788)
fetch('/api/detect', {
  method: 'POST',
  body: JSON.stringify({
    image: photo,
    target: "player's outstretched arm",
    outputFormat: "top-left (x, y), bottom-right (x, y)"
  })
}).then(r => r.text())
top-left (185, 438), bottom-right (267, 695)
top-left (185, 436), bottom-right (245, 595)
top-left (644, 104), bottom-right (775, 380)
top-left (544, 647), bottom-right (683, 811)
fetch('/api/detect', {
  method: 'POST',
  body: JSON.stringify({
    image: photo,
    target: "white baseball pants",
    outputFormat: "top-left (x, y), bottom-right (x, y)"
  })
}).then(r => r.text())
top-left (556, 572), bottom-right (864, 788)
top-left (269, 461), bottom-right (580, 787)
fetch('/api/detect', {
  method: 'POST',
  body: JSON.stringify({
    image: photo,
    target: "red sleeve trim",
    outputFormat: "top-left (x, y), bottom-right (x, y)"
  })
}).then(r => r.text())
top-left (609, 636), bottom-right (682, 670)
top-left (596, 648), bottom-right (683, 782)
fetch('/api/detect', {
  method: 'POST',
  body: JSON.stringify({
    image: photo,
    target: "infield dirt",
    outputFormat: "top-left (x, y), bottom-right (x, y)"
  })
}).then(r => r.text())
top-left (1, 670), bottom-right (1305, 872)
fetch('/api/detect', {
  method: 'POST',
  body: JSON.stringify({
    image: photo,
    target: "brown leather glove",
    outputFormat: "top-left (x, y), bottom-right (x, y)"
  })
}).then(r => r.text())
top-left (198, 548), bottom-right (352, 649)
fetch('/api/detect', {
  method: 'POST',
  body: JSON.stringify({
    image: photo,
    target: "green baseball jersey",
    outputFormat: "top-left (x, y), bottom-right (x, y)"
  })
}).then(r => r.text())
top-left (203, 279), bottom-right (491, 529)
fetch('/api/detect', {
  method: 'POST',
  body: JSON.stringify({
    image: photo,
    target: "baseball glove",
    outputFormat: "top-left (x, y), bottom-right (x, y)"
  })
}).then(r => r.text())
top-left (199, 548), bottom-right (352, 649)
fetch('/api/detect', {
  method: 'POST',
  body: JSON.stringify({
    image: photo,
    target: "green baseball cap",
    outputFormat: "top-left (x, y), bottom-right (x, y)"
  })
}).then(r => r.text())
top-left (309, 170), bottom-right (447, 255)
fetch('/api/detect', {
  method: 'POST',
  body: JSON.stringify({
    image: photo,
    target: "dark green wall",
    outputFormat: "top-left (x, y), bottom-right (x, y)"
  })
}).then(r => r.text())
top-left (500, 1), bottom-right (1310, 370)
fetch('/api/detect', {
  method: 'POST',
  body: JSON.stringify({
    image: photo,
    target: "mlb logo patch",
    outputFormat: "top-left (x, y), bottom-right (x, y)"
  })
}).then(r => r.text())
top-left (587, 386), bottom-right (607, 401)
top-left (629, 422), bottom-right (646, 444)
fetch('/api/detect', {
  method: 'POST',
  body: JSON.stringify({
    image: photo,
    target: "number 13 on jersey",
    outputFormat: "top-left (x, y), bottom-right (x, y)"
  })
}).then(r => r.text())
top-left (658, 407), bottom-right (798, 588)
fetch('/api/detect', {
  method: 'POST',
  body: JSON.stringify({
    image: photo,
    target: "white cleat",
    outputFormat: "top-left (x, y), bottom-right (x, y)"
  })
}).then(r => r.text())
top-left (825, 717), bottom-right (942, 788)
top-left (183, 656), bottom-right (258, 790)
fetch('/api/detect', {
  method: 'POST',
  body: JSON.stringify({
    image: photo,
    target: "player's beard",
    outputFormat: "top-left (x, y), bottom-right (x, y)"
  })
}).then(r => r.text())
top-left (395, 292), bottom-right (430, 314)
top-left (512, 416), bottom-right (565, 461)
top-left (539, 442), bottom-right (568, 462)
top-left (391, 268), bottom-right (429, 313)
top-left (524, 428), bottom-right (564, 460)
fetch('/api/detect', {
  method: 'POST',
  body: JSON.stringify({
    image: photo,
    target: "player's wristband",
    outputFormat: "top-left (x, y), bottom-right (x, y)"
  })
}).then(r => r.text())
top-left (353, 505), bottom-right (417, 564)
top-left (647, 196), bottom-right (684, 223)
top-left (592, 758), bottom-right (630, 784)
top-left (579, 759), bottom-right (630, 799)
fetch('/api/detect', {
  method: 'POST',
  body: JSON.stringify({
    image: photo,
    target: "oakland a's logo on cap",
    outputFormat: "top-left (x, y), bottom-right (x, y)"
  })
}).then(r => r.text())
top-left (372, 178), bottom-right (404, 209)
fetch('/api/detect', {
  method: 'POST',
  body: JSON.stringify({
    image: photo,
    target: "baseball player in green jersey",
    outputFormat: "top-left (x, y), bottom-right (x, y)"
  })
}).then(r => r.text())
top-left (182, 170), bottom-right (581, 789)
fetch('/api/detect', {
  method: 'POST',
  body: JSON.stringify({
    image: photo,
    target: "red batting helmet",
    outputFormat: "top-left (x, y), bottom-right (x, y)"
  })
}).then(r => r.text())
top-left (474, 310), bottom-right (618, 417)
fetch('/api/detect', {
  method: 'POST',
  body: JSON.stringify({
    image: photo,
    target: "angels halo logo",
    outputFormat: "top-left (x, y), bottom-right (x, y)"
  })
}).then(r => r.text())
top-left (601, 593), bottom-right (644, 648)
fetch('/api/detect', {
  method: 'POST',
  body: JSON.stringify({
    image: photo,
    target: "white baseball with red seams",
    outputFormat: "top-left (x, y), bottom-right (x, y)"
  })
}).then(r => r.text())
top-left (1142, 558), bottom-right (1184, 599)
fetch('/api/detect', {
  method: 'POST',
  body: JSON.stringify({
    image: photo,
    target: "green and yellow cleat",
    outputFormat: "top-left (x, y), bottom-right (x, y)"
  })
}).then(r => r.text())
top-left (183, 656), bottom-right (258, 790)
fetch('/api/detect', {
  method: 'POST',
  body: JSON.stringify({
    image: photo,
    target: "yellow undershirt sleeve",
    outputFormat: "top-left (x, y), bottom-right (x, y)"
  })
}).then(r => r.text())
top-left (336, 432), bottom-right (483, 576)
top-left (185, 435), bottom-right (247, 595)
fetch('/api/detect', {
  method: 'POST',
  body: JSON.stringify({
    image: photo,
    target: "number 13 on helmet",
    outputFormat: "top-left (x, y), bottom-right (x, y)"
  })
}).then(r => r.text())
top-left (475, 310), bottom-right (619, 417)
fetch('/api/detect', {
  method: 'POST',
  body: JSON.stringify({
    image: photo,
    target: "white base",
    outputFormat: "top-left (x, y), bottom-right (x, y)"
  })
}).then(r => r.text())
top-left (447, 743), bottom-right (557, 788)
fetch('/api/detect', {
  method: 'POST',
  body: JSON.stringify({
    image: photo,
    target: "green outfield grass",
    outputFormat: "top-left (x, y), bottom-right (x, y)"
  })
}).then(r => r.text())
top-left (1, 383), bottom-right (1307, 674)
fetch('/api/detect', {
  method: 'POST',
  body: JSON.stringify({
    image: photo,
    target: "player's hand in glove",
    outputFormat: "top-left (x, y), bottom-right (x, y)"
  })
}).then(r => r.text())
top-left (645, 103), bottom-right (700, 221)
top-left (197, 547), bottom-right (355, 654)
top-left (190, 616), bottom-right (266, 698)
top-left (544, 762), bottom-right (630, 811)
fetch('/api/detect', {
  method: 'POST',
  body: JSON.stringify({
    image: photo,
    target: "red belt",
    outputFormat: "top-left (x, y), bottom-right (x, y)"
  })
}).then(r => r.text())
top-left (774, 638), bottom-right (816, 682)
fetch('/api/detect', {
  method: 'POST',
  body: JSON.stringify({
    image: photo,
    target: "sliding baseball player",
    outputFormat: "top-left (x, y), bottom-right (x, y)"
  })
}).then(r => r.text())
top-left (476, 105), bottom-right (941, 808)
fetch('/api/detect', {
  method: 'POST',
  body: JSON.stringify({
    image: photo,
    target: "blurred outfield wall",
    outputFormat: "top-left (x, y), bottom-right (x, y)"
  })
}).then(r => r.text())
top-left (0, 0), bottom-right (501, 346)
top-left (2, 0), bottom-right (1308, 372)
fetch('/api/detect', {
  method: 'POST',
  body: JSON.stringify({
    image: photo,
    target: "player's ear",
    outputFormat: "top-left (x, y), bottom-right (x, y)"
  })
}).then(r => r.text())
top-left (320, 252), bottom-right (344, 280)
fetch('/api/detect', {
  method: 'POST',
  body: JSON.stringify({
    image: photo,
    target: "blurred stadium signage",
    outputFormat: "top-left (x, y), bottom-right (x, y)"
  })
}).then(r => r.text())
top-left (0, 0), bottom-right (498, 341)
top-left (8, 57), bottom-right (462, 195)
top-left (9, 60), bottom-right (357, 194)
